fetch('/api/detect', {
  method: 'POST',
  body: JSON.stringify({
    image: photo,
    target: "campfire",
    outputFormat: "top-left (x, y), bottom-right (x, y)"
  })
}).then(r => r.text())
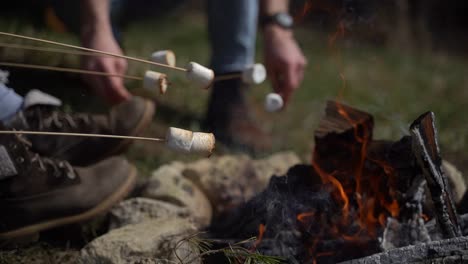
top-left (208, 101), bottom-right (467, 263)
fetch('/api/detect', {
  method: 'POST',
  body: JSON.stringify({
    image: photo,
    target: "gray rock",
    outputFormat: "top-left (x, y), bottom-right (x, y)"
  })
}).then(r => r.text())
top-left (79, 218), bottom-right (201, 264)
top-left (142, 164), bottom-right (213, 229)
top-left (252, 151), bottom-right (302, 187)
top-left (108, 198), bottom-right (191, 230)
top-left (182, 152), bottom-right (300, 215)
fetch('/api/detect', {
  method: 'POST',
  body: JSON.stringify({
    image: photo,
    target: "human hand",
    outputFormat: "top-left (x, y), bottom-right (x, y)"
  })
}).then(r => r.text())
top-left (263, 26), bottom-right (307, 106)
top-left (81, 29), bottom-right (130, 104)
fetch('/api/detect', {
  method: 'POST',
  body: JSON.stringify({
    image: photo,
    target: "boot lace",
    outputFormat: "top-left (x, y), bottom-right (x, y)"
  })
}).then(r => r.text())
top-left (29, 107), bottom-right (93, 132)
top-left (16, 134), bottom-right (76, 180)
top-left (40, 111), bottom-right (92, 131)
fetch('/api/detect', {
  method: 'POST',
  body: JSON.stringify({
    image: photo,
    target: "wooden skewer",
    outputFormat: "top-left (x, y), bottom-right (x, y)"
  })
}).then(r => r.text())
top-left (214, 73), bottom-right (241, 81)
top-left (0, 130), bottom-right (166, 142)
top-left (0, 42), bottom-right (108, 57)
top-left (0, 62), bottom-right (143, 81)
top-left (0, 32), bottom-right (187, 72)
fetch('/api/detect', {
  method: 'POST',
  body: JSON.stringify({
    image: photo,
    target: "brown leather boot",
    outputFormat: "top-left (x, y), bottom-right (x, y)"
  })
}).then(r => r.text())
top-left (7, 93), bottom-right (155, 166)
top-left (0, 129), bottom-right (137, 240)
top-left (204, 78), bottom-right (271, 154)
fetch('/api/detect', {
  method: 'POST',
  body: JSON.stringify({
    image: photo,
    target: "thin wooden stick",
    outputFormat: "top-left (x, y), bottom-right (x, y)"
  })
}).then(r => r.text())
top-left (214, 73), bottom-right (241, 81)
top-left (0, 42), bottom-right (108, 57)
top-left (0, 32), bottom-right (187, 72)
top-left (0, 130), bottom-right (166, 142)
top-left (0, 62), bottom-right (143, 81)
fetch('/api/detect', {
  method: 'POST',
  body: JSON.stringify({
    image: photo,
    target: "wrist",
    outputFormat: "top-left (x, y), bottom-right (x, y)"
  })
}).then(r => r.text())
top-left (81, 21), bottom-right (113, 43)
top-left (262, 24), bottom-right (293, 39)
top-left (80, 0), bottom-right (113, 42)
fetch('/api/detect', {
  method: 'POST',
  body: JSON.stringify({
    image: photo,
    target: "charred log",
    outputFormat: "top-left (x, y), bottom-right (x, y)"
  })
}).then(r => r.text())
top-left (410, 112), bottom-right (462, 238)
top-left (340, 236), bottom-right (468, 264)
top-left (314, 100), bottom-right (374, 175)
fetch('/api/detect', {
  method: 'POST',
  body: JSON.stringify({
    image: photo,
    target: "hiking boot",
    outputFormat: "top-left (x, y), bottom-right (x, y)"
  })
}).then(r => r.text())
top-left (204, 77), bottom-right (271, 154)
top-left (0, 128), bottom-right (137, 240)
top-left (7, 90), bottom-right (155, 166)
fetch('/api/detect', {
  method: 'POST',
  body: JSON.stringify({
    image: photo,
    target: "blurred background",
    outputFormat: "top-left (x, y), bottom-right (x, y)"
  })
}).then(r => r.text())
top-left (0, 0), bottom-right (467, 176)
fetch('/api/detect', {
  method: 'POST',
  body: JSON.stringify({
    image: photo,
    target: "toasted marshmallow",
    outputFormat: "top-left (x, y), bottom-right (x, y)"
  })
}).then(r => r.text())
top-left (166, 127), bottom-right (215, 156)
top-left (186, 62), bottom-right (214, 89)
top-left (150, 50), bottom-right (176, 67)
top-left (242, 63), bottom-right (266, 84)
top-left (265, 93), bottom-right (284, 112)
top-left (143, 70), bottom-right (168, 94)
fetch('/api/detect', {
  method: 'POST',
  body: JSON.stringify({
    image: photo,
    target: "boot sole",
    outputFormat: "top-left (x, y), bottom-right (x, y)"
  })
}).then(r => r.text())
top-left (0, 165), bottom-right (138, 240)
top-left (105, 100), bottom-right (156, 158)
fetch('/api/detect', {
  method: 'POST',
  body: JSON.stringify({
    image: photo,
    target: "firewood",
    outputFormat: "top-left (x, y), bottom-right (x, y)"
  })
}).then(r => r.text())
top-left (314, 100), bottom-right (374, 174)
top-left (410, 111), bottom-right (462, 238)
top-left (315, 100), bottom-right (374, 139)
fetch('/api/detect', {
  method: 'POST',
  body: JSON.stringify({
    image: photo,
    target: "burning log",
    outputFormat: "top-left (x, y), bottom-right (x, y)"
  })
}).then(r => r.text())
top-left (410, 112), bottom-right (462, 238)
top-left (314, 100), bottom-right (374, 174)
top-left (315, 101), bottom-right (374, 139)
top-left (208, 103), bottom-right (467, 263)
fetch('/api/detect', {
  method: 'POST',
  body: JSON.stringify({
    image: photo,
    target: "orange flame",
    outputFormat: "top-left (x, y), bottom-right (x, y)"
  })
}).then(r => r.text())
top-left (303, 100), bottom-right (401, 260)
top-left (312, 159), bottom-right (350, 216)
top-left (294, 0), bottom-right (314, 23)
top-left (252, 224), bottom-right (266, 250)
top-left (297, 212), bottom-right (315, 223)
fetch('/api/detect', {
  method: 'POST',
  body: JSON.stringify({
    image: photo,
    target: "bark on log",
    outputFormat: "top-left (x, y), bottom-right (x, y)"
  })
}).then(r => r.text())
top-left (410, 111), bottom-right (462, 238)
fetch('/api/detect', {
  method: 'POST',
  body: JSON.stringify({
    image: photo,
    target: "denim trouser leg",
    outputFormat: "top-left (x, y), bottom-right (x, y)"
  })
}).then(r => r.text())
top-left (207, 0), bottom-right (259, 74)
top-left (0, 84), bottom-right (23, 122)
top-left (53, 0), bottom-right (258, 74)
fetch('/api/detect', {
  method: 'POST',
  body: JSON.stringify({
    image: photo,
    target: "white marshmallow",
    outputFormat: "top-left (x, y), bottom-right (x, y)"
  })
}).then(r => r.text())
top-left (265, 93), bottom-right (284, 112)
top-left (186, 62), bottom-right (214, 89)
top-left (143, 71), bottom-right (168, 94)
top-left (191, 132), bottom-right (216, 155)
top-left (242, 63), bottom-right (266, 84)
top-left (165, 127), bottom-right (215, 156)
top-left (150, 50), bottom-right (176, 67)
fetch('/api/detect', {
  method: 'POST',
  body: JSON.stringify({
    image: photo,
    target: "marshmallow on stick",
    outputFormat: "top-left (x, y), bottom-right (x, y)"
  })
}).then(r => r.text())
top-left (143, 70), bottom-right (169, 94)
top-left (265, 93), bottom-right (284, 112)
top-left (186, 62), bottom-right (215, 89)
top-left (166, 127), bottom-right (215, 156)
top-left (150, 50), bottom-right (176, 67)
top-left (242, 63), bottom-right (267, 84)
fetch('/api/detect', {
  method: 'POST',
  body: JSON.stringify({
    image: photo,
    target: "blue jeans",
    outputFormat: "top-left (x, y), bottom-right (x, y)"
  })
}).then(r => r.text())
top-left (51, 0), bottom-right (258, 74)
top-left (207, 0), bottom-right (258, 74)
top-left (0, 83), bottom-right (23, 122)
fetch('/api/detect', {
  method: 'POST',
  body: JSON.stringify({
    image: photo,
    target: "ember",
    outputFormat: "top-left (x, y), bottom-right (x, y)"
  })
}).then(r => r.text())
top-left (209, 101), bottom-right (466, 264)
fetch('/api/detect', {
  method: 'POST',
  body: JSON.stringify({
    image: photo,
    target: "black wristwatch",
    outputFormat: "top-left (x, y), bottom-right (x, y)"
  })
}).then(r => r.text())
top-left (260, 12), bottom-right (294, 29)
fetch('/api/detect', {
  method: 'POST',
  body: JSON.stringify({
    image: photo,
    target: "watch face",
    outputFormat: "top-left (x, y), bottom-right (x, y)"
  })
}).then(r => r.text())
top-left (276, 13), bottom-right (294, 28)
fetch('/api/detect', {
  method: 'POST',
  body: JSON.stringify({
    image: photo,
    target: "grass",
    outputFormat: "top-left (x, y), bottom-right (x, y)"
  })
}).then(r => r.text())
top-left (0, 6), bottom-right (467, 262)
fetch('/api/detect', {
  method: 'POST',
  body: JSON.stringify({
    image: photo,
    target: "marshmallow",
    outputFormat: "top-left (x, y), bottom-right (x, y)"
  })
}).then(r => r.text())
top-left (166, 127), bottom-right (215, 156)
top-left (143, 71), bottom-right (168, 94)
top-left (265, 93), bottom-right (284, 112)
top-left (150, 50), bottom-right (176, 67)
top-left (186, 62), bottom-right (214, 89)
top-left (242, 63), bottom-right (266, 84)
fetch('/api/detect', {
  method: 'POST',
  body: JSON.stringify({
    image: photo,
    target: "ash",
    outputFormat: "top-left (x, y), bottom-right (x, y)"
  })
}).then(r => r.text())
top-left (210, 165), bottom-right (380, 263)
